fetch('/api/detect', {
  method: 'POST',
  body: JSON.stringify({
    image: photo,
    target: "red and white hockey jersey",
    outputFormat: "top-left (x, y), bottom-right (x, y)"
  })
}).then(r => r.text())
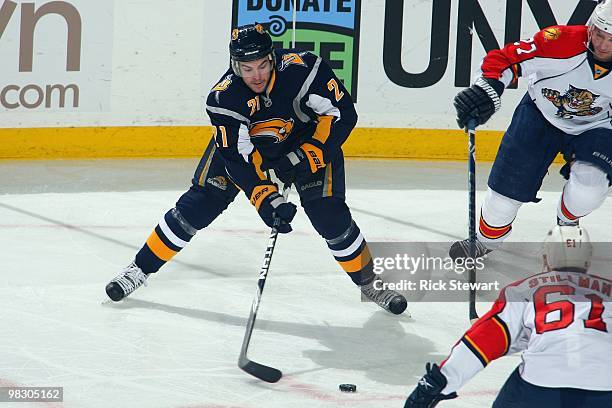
top-left (440, 270), bottom-right (612, 393)
top-left (479, 25), bottom-right (612, 135)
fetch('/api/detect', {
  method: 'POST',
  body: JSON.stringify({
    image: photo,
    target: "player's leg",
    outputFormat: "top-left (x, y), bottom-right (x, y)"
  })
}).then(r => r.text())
top-left (492, 368), bottom-right (562, 408)
top-left (557, 127), bottom-right (612, 225)
top-left (450, 94), bottom-right (565, 259)
top-left (295, 152), bottom-right (407, 315)
top-left (450, 187), bottom-right (523, 259)
top-left (582, 389), bottom-right (612, 408)
top-left (106, 139), bottom-right (239, 301)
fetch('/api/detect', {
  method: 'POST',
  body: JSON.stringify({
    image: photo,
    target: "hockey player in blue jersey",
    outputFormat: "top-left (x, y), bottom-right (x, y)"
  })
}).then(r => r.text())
top-left (105, 23), bottom-right (407, 315)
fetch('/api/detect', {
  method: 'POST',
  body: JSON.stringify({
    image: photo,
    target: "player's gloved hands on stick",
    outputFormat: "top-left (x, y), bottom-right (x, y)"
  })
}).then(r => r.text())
top-left (262, 148), bottom-right (309, 175)
top-left (454, 77), bottom-right (503, 128)
top-left (260, 149), bottom-right (306, 185)
top-left (262, 139), bottom-right (326, 177)
top-left (404, 363), bottom-right (458, 408)
top-left (256, 189), bottom-right (297, 233)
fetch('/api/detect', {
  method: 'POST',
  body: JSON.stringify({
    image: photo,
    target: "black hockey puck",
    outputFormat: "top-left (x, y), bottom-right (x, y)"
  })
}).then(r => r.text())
top-left (339, 383), bottom-right (356, 392)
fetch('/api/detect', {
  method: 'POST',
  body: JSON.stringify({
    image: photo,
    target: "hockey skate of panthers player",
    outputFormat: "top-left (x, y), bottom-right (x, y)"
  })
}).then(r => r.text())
top-left (406, 225), bottom-right (612, 407)
top-left (450, 0), bottom-right (612, 260)
top-left (105, 23), bottom-right (407, 315)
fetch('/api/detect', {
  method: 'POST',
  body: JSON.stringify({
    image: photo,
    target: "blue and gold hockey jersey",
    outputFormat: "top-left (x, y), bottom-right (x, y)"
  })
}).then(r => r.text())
top-left (205, 49), bottom-right (357, 204)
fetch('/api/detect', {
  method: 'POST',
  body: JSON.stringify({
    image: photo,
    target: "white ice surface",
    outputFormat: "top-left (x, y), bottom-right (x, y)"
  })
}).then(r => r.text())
top-left (0, 188), bottom-right (610, 408)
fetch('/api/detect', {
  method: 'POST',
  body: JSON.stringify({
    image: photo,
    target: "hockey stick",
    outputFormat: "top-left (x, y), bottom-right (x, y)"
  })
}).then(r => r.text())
top-left (238, 183), bottom-right (291, 383)
top-left (467, 119), bottom-right (480, 323)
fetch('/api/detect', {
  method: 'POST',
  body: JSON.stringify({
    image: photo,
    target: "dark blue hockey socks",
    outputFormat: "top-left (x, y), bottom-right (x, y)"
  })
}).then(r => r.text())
top-left (135, 207), bottom-right (196, 273)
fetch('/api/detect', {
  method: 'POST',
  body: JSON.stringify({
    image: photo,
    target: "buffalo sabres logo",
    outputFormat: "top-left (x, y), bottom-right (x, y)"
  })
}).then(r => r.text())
top-left (212, 75), bottom-right (232, 92)
top-left (249, 118), bottom-right (294, 143)
top-left (542, 85), bottom-right (603, 119)
top-left (212, 74), bottom-right (233, 103)
top-left (279, 52), bottom-right (308, 71)
top-left (206, 176), bottom-right (228, 191)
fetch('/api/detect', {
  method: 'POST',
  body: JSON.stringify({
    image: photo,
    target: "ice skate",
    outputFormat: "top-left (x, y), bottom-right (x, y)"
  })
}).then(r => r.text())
top-left (105, 262), bottom-right (148, 301)
top-left (449, 238), bottom-right (491, 261)
top-left (360, 276), bottom-right (408, 315)
top-left (557, 216), bottom-right (579, 227)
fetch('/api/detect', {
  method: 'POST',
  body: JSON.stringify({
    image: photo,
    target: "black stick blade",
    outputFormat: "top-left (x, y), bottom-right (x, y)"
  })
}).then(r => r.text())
top-left (239, 360), bottom-right (282, 383)
top-left (469, 308), bottom-right (479, 323)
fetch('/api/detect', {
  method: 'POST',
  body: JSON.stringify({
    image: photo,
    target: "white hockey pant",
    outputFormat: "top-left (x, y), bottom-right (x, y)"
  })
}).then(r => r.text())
top-left (557, 161), bottom-right (609, 223)
top-left (477, 187), bottom-right (522, 248)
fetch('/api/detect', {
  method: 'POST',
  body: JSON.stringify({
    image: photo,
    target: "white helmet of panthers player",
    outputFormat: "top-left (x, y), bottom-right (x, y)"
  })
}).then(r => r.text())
top-left (543, 225), bottom-right (593, 272)
top-left (589, 0), bottom-right (612, 33)
top-left (587, 0), bottom-right (612, 61)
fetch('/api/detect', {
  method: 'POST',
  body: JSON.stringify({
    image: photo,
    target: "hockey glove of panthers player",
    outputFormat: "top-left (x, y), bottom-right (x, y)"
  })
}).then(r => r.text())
top-left (404, 363), bottom-right (458, 408)
top-left (262, 140), bottom-right (326, 176)
top-left (454, 77), bottom-right (503, 128)
top-left (250, 184), bottom-right (297, 233)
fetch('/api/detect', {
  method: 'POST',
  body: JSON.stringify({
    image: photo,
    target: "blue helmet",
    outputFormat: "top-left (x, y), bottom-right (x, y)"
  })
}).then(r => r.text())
top-left (229, 23), bottom-right (274, 76)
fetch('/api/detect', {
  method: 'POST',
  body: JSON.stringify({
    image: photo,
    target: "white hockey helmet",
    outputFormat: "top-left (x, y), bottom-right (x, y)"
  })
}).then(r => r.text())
top-left (543, 225), bottom-right (593, 272)
top-left (589, 0), bottom-right (612, 33)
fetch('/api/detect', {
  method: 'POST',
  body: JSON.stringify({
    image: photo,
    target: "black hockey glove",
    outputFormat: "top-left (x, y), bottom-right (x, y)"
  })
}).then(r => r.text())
top-left (404, 363), bottom-right (458, 408)
top-left (262, 148), bottom-right (308, 174)
top-left (454, 77), bottom-right (503, 128)
top-left (251, 184), bottom-right (297, 233)
top-left (262, 140), bottom-right (326, 177)
top-left (261, 148), bottom-right (309, 185)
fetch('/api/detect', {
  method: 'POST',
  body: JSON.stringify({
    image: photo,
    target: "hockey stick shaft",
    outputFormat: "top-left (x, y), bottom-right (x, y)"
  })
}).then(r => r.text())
top-left (238, 183), bottom-right (291, 383)
top-left (467, 119), bottom-right (479, 322)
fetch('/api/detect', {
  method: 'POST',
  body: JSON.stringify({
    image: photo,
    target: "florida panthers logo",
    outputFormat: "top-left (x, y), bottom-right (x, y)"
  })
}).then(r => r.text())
top-left (542, 85), bottom-right (603, 119)
top-left (542, 27), bottom-right (561, 41)
top-left (249, 118), bottom-right (294, 143)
